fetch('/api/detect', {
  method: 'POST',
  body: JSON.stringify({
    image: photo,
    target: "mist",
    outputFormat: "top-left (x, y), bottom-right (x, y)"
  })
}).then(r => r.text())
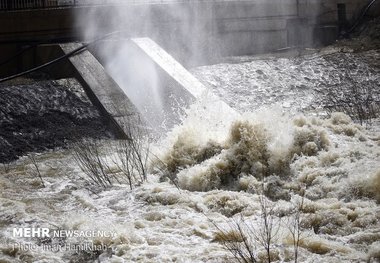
top-left (73, 0), bottom-right (320, 133)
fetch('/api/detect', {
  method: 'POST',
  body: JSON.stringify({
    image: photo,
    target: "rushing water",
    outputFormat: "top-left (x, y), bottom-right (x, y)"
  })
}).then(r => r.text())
top-left (0, 79), bottom-right (110, 163)
top-left (0, 48), bottom-right (380, 263)
top-left (192, 48), bottom-right (380, 115)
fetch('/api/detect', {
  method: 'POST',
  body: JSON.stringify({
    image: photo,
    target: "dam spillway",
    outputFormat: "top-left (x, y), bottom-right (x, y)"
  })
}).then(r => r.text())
top-left (60, 38), bottom-right (235, 135)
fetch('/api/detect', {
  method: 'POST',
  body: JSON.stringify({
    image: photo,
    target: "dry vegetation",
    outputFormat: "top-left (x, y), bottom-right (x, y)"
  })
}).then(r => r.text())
top-left (72, 122), bottom-right (150, 190)
top-left (322, 67), bottom-right (380, 126)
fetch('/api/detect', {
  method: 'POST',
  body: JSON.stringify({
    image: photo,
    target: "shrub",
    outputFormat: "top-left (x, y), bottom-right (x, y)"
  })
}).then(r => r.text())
top-left (322, 72), bottom-right (380, 126)
top-left (72, 123), bottom-right (150, 190)
top-left (72, 139), bottom-right (113, 188)
top-left (212, 189), bottom-right (280, 263)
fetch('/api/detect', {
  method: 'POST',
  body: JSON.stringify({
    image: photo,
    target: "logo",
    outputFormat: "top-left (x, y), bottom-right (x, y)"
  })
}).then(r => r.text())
top-left (12, 228), bottom-right (117, 238)
top-left (13, 228), bottom-right (49, 238)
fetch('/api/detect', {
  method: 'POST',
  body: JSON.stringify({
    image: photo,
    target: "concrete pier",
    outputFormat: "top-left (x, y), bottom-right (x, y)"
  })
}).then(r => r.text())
top-left (60, 38), bottom-right (236, 133)
top-left (60, 43), bottom-right (142, 138)
top-left (88, 38), bottom-right (236, 132)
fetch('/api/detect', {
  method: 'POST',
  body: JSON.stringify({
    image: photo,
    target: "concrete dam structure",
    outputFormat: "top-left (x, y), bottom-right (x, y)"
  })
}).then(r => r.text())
top-left (0, 0), bottom-right (379, 136)
top-left (0, 0), bottom-right (379, 66)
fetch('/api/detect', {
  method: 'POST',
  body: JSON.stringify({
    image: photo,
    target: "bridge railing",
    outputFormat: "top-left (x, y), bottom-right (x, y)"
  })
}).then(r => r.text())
top-left (0, 0), bottom-right (237, 11)
top-left (0, 0), bottom-right (75, 10)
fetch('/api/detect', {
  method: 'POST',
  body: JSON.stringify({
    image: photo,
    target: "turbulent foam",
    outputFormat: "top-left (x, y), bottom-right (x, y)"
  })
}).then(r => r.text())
top-left (347, 170), bottom-right (380, 203)
top-left (367, 241), bottom-right (380, 262)
top-left (159, 108), bottom-right (337, 193)
top-left (157, 107), bottom-right (380, 260)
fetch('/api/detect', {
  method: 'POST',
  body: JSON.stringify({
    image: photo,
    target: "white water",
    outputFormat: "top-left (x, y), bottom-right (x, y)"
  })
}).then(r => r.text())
top-left (191, 48), bottom-right (380, 115)
top-left (1, 49), bottom-right (380, 263)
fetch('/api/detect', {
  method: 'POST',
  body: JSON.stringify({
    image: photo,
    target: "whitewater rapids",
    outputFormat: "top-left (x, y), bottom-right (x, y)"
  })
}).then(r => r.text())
top-left (0, 48), bottom-right (380, 263)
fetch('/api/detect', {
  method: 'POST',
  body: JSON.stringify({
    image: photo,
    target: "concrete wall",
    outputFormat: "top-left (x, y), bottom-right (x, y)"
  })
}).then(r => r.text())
top-left (60, 43), bottom-right (142, 138)
top-left (299, 0), bottom-right (380, 24)
top-left (0, 0), bottom-right (378, 75)
top-left (0, 8), bottom-right (76, 42)
top-left (69, 0), bottom-right (300, 64)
